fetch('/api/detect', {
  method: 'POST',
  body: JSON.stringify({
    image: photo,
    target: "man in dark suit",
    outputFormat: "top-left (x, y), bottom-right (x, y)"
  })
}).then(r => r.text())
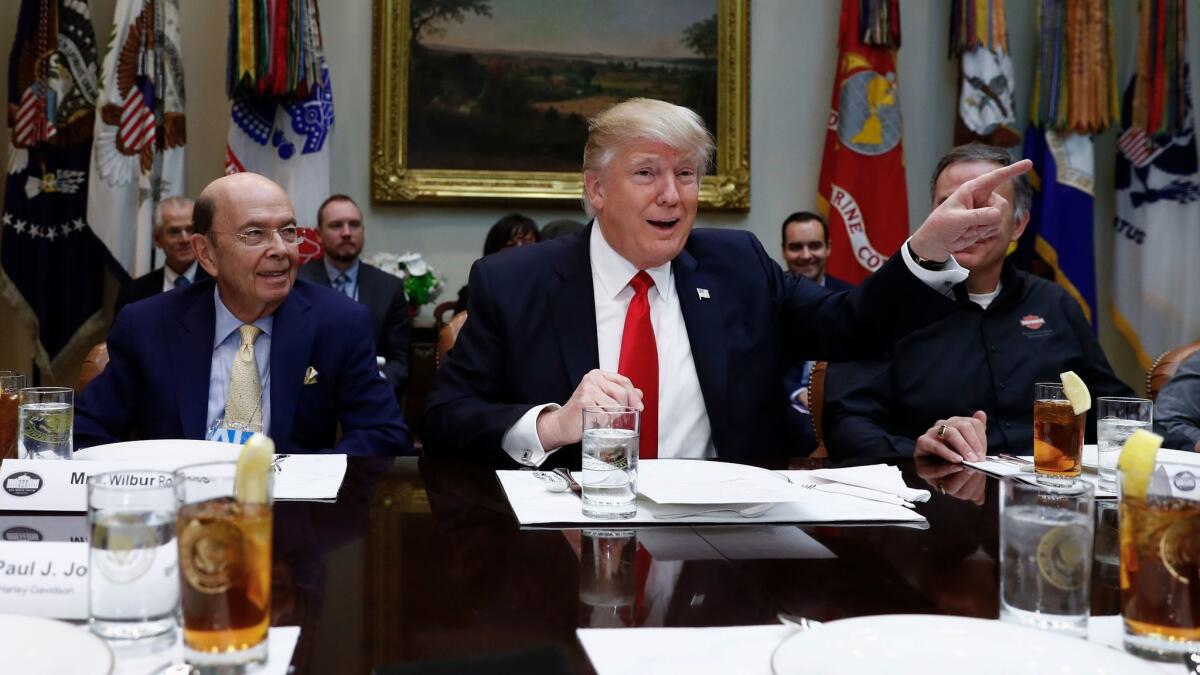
top-left (424, 98), bottom-right (1029, 468)
top-left (114, 197), bottom-right (210, 316)
top-left (297, 194), bottom-right (410, 398)
top-left (779, 211), bottom-right (853, 454)
top-left (76, 173), bottom-right (411, 457)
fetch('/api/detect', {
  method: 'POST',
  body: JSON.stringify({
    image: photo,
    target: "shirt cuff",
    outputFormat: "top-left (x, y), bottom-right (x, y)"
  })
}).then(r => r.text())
top-left (900, 237), bottom-right (970, 298)
top-left (501, 403), bottom-right (562, 467)
top-left (789, 387), bottom-right (810, 415)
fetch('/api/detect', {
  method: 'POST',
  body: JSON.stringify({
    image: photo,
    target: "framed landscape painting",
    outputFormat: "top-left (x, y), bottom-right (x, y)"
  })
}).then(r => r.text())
top-left (371, 0), bottom-right (749, 208)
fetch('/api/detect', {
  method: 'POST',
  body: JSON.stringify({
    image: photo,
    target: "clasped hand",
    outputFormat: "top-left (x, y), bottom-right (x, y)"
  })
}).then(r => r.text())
top-left (536, 370), bottom-right (643, 450)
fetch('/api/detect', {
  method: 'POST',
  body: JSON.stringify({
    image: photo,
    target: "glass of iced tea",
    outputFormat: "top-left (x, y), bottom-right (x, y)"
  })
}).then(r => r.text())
top-left (1119, 460), bottom-right (1200, 661)
top-left (174, 462), bottom-right (273, 671)
top-left (0, 372), bottom-right (25, 461)
top-left (1033, 383), bottom-right (1084, 486)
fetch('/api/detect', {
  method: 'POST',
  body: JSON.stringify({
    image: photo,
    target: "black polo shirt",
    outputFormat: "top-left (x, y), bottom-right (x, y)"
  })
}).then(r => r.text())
top-left (824, 262), bottom-right (1133, 458)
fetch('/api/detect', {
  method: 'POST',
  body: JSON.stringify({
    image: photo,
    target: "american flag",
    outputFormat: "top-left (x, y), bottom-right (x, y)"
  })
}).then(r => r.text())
top-left (1118, 128), bottom-right (1163, 168)
top-left (13, 86), bottom-right (56, 147)
top-left (119, 78), bottom-right (156, 152)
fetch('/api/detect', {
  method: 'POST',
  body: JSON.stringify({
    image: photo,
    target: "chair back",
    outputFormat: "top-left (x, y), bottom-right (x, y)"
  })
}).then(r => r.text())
top-left (807, 361), bottom-right (829, 458)
top-left (1147, 341), bottom-right (1200, 401)
top-left (436, 311), bottom-right (468, 369)
top-left (78, 343), bottom-right (109, 391)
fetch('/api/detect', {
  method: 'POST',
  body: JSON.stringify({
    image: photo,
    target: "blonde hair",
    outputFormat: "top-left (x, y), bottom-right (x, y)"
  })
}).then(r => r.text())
top-left (581, 98), bottom-right (715, 216)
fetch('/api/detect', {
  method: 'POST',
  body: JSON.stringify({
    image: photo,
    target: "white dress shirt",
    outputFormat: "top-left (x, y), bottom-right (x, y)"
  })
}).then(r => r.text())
top-left (501, 224), bottom-right (969, 467)
top-left (162, 262), bottom-right (199, 291)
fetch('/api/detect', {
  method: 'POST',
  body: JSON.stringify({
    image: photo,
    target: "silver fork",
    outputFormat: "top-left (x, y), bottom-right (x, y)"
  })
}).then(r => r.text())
top-left (794, 481), bottom-right (915, 508)
top-left (653, 503), bottom-right (776, 519)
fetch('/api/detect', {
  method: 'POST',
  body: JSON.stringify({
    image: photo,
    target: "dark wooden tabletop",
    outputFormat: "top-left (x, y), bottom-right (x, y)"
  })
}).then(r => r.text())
top-left (278, 456), bottom-right (1121, 674)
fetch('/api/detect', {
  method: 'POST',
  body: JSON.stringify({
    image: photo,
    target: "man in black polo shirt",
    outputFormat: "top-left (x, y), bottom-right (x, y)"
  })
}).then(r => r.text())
top-left (823, 143), bottom-right (1131, 462)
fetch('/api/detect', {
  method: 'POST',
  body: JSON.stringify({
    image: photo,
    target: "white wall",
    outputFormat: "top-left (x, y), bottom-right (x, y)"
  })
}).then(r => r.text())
top-left (3, 0), bottom-right (1199, 388)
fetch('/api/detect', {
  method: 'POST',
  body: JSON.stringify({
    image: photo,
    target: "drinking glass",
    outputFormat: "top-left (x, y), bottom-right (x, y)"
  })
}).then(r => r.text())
top-left (88, 470), bottom-right (178, 640)
top-left (1033, 383), bottom-right (1084, 486)
top-left (174, 462), bottom-right (273, 671)
top-left (1096, 397), bottom-right (1152, 490)
top-left (17, 386), bottom-right (73, 459)
top-left (578, 529), bottom-right (637, 627)
top-left (999, 476), bottom-right (1094, 638)
top-left (1119, 460), bottom-right (1200, 661)
top-left (581, 406), bottom-right (639, 519)
top-left (0, 372), bottom-right (25, 460)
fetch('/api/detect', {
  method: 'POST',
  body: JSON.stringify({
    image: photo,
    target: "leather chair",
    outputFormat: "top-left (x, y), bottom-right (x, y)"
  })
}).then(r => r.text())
top-left (1147, 341), bottom-right (1200, 402)
top-left (436, 311), bottom-right (468, 369)
top-left (433, 301), bottom-right (459, 331)
top-left (77, 343), bottom-right (109, 391)
top-left (807, 361), bottom-right (829, 458)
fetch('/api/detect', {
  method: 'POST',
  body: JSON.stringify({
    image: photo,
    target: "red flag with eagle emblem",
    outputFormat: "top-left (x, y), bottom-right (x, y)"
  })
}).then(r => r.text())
top-left (87, 0), bottom-right (186, 279)
top-left (816, 0), bottom-right (909, 285)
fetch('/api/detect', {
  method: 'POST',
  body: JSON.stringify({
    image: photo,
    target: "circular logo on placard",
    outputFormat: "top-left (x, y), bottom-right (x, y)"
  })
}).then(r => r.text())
top-left (1174, 471), bottom-right (1197, 492)
top-left (3, 526), bottom-right (43, 541)
top-left (4, 471), bottom-right (43, 497)
top-left (95, 524), bottom-right (158, 584)
top-left (179, 519), bottom-right (244, 594)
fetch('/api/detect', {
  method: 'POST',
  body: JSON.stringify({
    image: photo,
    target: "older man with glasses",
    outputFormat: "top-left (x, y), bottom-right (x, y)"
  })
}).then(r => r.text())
top-left (76, 172), bottom-right (412, 457)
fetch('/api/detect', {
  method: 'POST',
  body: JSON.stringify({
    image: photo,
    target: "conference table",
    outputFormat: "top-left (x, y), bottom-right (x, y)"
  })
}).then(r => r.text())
top-left (255, 454), bottom-right (1121, 674)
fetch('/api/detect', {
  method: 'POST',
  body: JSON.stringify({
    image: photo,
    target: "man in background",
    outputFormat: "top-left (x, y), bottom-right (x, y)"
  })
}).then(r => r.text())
top-left (780, 211), bottom-right (852, 454)
top-left (114, 197), bottom-right (207, 315)
top-left (823, 143), bottom-right (1129, 463)
top-left (298, 194), bottom-right (411, 399)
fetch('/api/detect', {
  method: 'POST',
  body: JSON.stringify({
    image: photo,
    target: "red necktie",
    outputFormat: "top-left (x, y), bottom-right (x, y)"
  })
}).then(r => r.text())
top-left (618, 271), bottom-right (658, 459)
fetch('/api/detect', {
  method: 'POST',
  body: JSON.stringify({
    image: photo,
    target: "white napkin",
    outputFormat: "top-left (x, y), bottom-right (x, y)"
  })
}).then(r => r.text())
top-left (795, 464), bottom-right (931, 503)
top-left (963, 457), bottom-right (1117, 499)
top-left (272, 454), bottom-right (347, 500)
top-left (495, 471), bottom-right (926, 526)
top-left (108, 626), bottom-right (300, 675)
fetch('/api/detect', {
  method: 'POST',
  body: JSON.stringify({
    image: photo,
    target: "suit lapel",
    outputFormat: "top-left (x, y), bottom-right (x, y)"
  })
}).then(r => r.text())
top-left (355, 265), bottom-right (382, 314)
top-left (673, 249), bottom-right (729, 447)
top-left (549, 229), bottom-right (599, 386)
top-left (269, 288), bottom-right (316, 441)
top-left (172, 285), bottom-right (217, 439)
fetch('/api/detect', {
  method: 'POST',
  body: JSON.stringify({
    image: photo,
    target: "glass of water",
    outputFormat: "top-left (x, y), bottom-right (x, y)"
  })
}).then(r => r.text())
top-left (88, 470), bottom-right (179, 640)
top-left (1096, 397), bottom-right (1152, 490)
top-left (17, 386), bottom-right (73, 459)
top-left (999, 476), bottom-right (1094, 638)
top-left (581, 406), bottom-right (639, 519)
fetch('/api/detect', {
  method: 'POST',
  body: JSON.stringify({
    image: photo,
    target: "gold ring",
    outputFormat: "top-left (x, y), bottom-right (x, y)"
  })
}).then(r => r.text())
top-left (937, 424), bottom-right (949, 440)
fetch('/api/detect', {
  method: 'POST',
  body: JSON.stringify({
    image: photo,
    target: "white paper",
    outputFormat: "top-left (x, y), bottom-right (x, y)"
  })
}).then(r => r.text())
top-left (634, 526), bottom-right (836, 561)
top-left (109, 625), bottom-right (300, 675)
top-left (637, 460), bottom-right (806, 505)
top-left (0, 541), bottom-right (90, 619)
top-left (963, 457), bottom-right (1118, 498)
top-left (496, 471), bottom-right (926, 526)
top-left (0, 454), bottom-right (347, 512)
top-left (801, 464), bottom-right (932, 503)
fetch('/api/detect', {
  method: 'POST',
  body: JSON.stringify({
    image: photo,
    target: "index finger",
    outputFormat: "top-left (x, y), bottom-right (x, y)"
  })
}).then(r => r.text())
top-left (965, 159), bottom-right (1032, 198)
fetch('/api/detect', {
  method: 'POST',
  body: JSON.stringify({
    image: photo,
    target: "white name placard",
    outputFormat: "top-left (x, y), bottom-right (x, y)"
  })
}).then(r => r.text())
top-left (0, 541), bottom-right (89, 619)
top-left (0, 454), bottom-right (348, 512)
top-left (0, 514), bottom-right (89, 543)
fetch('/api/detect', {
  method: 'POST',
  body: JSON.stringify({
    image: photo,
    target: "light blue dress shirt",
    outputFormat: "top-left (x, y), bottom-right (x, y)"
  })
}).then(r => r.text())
top-left (323, 257), bottom-right (359, 301)
top-left (206, 289), bottom-right (273, 435)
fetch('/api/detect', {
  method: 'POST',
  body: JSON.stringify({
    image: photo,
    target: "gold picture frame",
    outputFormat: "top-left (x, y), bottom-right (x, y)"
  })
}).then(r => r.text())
top-left (370, 0), bottom-right (750, 209)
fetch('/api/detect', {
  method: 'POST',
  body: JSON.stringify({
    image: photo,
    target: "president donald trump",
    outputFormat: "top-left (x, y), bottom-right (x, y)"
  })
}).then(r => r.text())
top-left (424, 98), bottom-right (1028, 467)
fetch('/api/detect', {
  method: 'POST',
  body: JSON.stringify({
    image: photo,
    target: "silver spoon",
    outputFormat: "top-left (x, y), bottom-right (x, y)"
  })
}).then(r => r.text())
top-left (532, 470), bottom-right (569, 492)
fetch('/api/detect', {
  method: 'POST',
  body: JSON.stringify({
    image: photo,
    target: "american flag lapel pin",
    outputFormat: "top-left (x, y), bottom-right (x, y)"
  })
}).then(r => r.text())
top-left (696, 288), bottom-right (710, 300)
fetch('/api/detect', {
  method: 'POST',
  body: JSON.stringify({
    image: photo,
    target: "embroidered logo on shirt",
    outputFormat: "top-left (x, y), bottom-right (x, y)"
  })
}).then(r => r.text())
top-left (1020, 315), bottom-right (1046, 330)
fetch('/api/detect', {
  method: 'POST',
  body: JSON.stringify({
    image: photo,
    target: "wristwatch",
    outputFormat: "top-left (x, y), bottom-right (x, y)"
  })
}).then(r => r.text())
top-left (907, 241), bottom-right (948, 271)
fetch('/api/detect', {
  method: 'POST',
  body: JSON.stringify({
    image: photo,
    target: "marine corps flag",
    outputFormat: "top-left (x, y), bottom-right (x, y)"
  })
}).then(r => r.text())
top-left (816, 0), bottom-right (909, 285)
top-left (87, 0), bottom-right (187, 279)
top-left (1, 0), bottom-right (105, 373)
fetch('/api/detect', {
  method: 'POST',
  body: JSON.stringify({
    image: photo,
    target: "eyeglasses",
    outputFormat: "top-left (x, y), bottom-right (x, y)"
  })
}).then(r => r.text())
top-left (223, 225), bottom-right (301, 247)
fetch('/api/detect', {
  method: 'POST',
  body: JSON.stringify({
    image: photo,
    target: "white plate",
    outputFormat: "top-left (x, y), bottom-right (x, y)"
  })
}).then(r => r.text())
top-left (0, 614), bottom-right (113, 675)
top-left (771, 614), bottom-right (1160, 675)
top-left (637, 459), bottom-right (796, 505)
top-left (74, 439), bottom-right (239, 463)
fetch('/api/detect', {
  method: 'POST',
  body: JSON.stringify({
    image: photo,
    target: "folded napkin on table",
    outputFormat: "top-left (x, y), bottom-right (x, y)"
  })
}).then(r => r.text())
top-left (782, 464), bottom-right (931, 504)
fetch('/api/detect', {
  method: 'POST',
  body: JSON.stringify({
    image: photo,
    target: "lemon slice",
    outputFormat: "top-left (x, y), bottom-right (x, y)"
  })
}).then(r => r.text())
top-left (235, 432), bottom-right (274, 504)
top-left (1059, 371), bottom-right (1091, 414)
top-left (1117, 428), bottom-right (1162, 499)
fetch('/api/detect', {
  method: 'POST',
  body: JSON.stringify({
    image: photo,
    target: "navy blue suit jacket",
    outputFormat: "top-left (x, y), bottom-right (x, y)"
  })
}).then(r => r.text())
top-left (423, 226), bottom-right (954, 466)
top-left (76, 278), bottom-right (412, 456)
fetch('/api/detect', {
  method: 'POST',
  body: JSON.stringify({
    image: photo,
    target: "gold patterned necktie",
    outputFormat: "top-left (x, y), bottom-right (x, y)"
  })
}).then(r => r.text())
top-left (224, 324), bottom-right (263, 428)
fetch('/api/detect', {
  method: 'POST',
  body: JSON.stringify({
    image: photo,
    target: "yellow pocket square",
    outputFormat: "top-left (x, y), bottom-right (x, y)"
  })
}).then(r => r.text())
top-left (303, 367), bottom-right (319, 385)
